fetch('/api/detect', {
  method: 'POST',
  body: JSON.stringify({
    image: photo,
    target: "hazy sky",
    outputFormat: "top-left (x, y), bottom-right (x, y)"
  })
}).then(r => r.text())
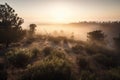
top-left (0, 0), bottom-right (120, 23)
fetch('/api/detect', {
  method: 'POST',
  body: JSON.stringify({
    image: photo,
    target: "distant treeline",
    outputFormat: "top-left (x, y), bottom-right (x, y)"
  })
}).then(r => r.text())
top-left (69, 21), bottom-right (120, 26)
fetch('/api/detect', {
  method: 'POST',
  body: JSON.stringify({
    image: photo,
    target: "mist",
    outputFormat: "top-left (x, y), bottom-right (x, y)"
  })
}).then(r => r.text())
top-left (36, 23), bottom-right (120, 41)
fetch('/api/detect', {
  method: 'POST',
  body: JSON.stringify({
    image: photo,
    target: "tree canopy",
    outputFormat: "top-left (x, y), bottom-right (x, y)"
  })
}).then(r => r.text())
top-left (0, 3), bottom-right (26, 48)
top-left (28, 24), bottom-right (37, 37)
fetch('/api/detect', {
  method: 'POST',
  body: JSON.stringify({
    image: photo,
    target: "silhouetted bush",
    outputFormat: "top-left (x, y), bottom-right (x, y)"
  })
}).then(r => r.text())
top-left (20, 51), bottom-right (74, 80)
top-left (87, 30), bottom-right (106, 45)
top-left (6, 48), bottom-right (32, 68)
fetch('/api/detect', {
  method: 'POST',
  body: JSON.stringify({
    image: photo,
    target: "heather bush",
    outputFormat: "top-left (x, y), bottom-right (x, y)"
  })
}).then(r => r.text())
top-left (42, 46), bottom-right (53, 56)
top-left (31, 48), bottom-right (40, 58)
top-left (93, 53), bottom-right (116, 69)
top-left (6, 48), bottom-right (32, 68)
top-left (20, 50), bottom-right (75, 80)
top-left (72, 44), bottom-right (84, 54)
top-left (77, 55), bottom-right (89, 70)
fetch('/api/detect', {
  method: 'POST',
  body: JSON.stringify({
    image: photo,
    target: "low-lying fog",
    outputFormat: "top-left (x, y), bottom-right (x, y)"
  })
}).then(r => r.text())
top-left (36, 24), bottom-right (120, 41)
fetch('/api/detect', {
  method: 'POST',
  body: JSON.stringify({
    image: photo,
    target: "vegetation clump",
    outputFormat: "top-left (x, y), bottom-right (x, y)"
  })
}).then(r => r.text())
top-left (20, 50), bottom-right (74, 80)
top-left (0, 3), bottom-right (120, 80)
top-left (6, 48), bottom-right (32, 68)
top-left (42, 46), bottom-right (54, 56)
top-left (87, 30), bottom-right (106, 45)
top-left (72, 44), bottom-right (84, 54)
top-left (31, 48), bottom-right (40, 58)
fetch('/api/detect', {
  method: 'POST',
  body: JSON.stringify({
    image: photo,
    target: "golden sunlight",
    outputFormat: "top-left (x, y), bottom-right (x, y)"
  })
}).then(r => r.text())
top-left (50, 4), bottom-right (70, 23)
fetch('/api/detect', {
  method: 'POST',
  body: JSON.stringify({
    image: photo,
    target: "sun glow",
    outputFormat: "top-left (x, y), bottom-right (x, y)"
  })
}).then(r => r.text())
top-left (53, 10), bottom-right (66, 22)
top-left (50, 4), bottom-right (71, 23)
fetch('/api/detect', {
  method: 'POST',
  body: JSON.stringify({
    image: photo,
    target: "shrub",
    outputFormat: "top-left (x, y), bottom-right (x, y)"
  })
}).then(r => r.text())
top-left (93, 53), bottom-right (115, 69)
top-left (31, 48), bottom-right (40, 58)
top-left (49, 49), bottom-right (66, 59)
top-left (72, 44), bottom-right (84, 54)
top-left (42, 46), bottom-right (53, 56)
top-left (77, 56), bottom-right (89, 70)
top-left (87, 30), bottom-right (106, 45)
top-left (85, 43), bottom-right (111, 55)
top-left (6, 48), bottom-right (32, 68)
top-left (20, 54), bottom-right (74, 80)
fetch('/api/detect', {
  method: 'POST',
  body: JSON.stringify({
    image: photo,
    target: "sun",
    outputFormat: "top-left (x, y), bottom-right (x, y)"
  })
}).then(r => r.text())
top-left (54, 10), bottom-right (66, 22)
top-left (50, 5), bottom-right (70, 23)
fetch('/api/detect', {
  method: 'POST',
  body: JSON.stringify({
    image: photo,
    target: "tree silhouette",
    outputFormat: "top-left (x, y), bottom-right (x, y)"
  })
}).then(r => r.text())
top-left (113, 33), bottom-right (120, 51)
top-left (28, 24), bottom-right (37, 37)
top-left (87, 30), bottom-right (106, 45)
top-left (0, 3), bottom-right (26, 48)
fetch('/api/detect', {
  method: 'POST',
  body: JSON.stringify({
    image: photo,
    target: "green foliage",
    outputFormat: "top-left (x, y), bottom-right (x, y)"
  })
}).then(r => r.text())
top-left (0, 3), bottom-right (26, 48)
top-left (6, 48), bottom-right (32, 68)
top-left (20, 50), bottom-right (74, 80)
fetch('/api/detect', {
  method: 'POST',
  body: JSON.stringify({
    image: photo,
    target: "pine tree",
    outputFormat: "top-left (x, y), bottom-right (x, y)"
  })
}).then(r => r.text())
top-left (0, 3), bottom-right (26, 48)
